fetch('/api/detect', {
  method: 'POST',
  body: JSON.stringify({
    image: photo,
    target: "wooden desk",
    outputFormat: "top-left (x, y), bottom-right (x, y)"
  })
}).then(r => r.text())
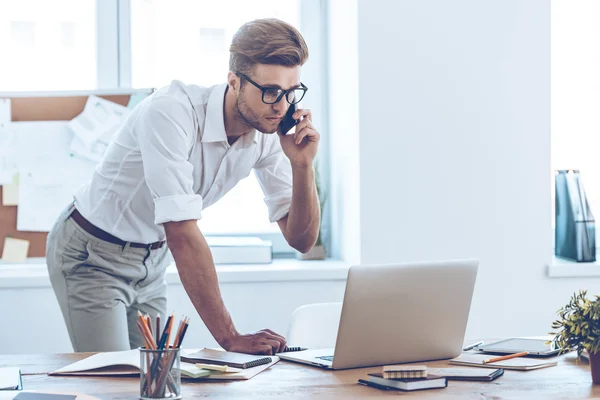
top-left (1, 352), bottom-right (599, 399)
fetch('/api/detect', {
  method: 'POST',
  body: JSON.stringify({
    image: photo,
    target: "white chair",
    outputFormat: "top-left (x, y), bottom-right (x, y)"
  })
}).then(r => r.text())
top-left (287, 302), bottom-right (343, 349)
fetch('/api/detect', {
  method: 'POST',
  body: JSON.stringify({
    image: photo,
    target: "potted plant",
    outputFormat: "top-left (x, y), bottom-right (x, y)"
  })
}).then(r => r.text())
top-left (551, 290), bottom-right (600, 383)
top-left (297, 161), bottom-right (326, 260)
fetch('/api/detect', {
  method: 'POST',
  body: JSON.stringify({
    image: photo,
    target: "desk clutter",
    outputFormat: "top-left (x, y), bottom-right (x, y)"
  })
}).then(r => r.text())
top-left (50, 313), bottom-right (280, 382)
top-left (357, 351), bottom-right (558, 392)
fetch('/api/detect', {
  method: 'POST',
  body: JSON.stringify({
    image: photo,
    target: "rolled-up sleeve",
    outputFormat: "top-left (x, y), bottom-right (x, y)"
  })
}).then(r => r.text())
top-left (135, 97), bottom-right (203, 225)
top-left (253, 138), bottom-right (293, 222)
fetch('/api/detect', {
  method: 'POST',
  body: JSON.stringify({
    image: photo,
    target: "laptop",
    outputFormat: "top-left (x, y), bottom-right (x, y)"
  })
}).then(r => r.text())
top-left (278, 259), bottom-right (479, 370)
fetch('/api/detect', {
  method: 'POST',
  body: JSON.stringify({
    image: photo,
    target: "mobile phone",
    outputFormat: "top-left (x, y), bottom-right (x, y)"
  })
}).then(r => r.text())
top-left (279, 103), bottom-right (298, 135)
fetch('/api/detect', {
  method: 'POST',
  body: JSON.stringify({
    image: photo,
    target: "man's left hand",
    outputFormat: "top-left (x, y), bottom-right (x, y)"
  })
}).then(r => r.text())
top-left (278, 108), bottom-right (320, 168)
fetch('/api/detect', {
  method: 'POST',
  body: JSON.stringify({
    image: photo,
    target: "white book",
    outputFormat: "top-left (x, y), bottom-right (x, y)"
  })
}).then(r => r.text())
top-left (207, 237), bottom-right (272, 264)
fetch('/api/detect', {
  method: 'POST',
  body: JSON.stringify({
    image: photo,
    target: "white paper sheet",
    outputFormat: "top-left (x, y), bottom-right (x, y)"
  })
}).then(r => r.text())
top-left (0, 128), bottom-right (18, 184)
top-left (10, 121), bottom-right (97, 232)
top-left (0, 99), bottom-right (15, 184)
top-left (17, 166), bottom-right (93, 232)
top-left (68, 95), bottom-right (129, 162)
top-left (1, 173), bottom-right (19, 205)
top-left (0, 98), bottom-right (10, 129)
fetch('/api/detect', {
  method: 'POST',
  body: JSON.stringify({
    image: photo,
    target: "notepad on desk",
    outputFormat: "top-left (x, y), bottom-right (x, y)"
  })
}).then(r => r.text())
top-left (449, 354), bottom-right (558, 370)
top-left (181, 348), bottom-right (272, 369)
top-left (428, 367), bottom-right (504, 381)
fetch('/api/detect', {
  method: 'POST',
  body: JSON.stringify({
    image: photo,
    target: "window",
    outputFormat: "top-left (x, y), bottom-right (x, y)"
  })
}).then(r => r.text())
top-left (552, 0), bottom-right (600, 227)
top-left (2, 0), bottom-right (326, 255)
top-left (0, 0), bottom-right (97, 91)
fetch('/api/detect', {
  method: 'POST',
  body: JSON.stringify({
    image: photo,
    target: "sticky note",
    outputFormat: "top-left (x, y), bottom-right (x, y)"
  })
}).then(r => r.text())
top-left (127, 92), bottom-right (147, 109)
top-left (1, 173), bottom-right (19, 205)
top-left (0, 98), bottom-right (10, 129)
top-left (1, 237), bottom-right (30, 262)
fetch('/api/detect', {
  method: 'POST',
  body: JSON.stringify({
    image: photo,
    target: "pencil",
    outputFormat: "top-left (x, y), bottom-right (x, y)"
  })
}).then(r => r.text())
top-left (164, 313), bottom-right (175, 349)
top-left (483, 351), bottom-right (529, 364)
top-left (158, 314), bottom-right (173, 350)
top-left (156, 314), bottom-right (161, 345)
top-left (176, 318), bottom-right (190, 348)
top-left (146, 314), bottom-right (152, 338)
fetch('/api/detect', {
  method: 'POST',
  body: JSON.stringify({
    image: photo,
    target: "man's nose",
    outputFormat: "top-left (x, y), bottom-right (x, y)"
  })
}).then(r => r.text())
top-left (272, 99), bottom-right (288, 114)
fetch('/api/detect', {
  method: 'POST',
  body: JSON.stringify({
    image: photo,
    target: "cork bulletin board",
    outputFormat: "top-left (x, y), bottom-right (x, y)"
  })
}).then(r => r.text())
top-left (0, 91), bottom-right (150, 258)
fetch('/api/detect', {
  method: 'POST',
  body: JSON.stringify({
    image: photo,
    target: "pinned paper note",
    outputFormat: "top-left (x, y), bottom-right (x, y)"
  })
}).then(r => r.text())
top-left (0, 98), bottom-right (10, 129)
top-left (1, 173), bottom-right (19, 205)
top-left (1, 237), bottom-right (30, 263)
top-left (0, 127), bottom-right (18, 185)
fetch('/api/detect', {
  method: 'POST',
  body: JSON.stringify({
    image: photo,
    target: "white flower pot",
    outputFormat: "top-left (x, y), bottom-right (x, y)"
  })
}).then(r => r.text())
top-left (296, 245), bottom-right (326, 260)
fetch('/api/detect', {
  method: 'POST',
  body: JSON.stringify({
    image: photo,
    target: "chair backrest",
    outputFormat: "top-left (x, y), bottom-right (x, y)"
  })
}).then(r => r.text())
top-left (287, 302), bottom-right (343, 349)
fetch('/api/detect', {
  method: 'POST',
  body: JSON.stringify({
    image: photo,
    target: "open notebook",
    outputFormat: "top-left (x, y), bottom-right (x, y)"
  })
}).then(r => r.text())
top-left (449, 354), bottom-right (558, 371)
top-left (50, 349), bottom-right (278, 381)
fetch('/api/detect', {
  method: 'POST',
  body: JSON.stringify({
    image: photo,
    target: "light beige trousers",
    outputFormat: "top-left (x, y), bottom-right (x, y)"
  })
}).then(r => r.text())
top-left (46, 203), bottom-right (170, 352)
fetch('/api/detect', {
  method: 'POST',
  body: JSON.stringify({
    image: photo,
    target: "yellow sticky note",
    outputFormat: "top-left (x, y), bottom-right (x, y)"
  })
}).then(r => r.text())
top-left (1, 237), bottom-right (30, 262)
top-left (2, 173), bottom-right (19, 205)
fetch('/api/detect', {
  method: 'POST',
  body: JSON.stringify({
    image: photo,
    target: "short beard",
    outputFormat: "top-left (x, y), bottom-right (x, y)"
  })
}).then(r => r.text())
top-left (235, 92), bottom-right (277, 134)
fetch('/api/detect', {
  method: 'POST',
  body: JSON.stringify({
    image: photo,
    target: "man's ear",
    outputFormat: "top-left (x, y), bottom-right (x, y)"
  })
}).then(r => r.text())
top-left (227, 71), bottom-right (240, 93)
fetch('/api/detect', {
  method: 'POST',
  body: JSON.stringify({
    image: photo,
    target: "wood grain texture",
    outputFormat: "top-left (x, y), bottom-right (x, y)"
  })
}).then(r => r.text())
top-left (1, 352), bottom-right (598, 399)
top-left (0, 94), bottom-right (130, 257)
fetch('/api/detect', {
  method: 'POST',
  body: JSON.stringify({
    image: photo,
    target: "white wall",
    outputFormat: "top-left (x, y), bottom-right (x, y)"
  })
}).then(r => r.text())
top-left (341, 0), bottom-right (600, 339)
top-left (328, 0), bottom-right (361, 264)
top-left (0, 274), bottom-right (346, 354)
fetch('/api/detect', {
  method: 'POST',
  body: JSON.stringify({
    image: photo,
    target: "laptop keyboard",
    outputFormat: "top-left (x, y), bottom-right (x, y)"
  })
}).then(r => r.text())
top-left (316, 355), bottom-right (334, 361)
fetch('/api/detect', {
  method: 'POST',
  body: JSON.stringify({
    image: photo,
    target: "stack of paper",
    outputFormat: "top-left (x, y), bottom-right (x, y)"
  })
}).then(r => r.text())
top-left (206, 237), bottom-right (272, 264)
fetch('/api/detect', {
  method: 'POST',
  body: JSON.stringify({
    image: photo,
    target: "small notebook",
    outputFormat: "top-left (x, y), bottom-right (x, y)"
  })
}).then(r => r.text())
top-left (181, 348), bottom-right (272, 369)
top-left (428, 367), bottom-right (504, 381)
top-left (364, 373), bottom-right (447, 391)
top-left (449, 354), bottom-right (558, 371)
top-left (0, 367), bottom-right (22, 390)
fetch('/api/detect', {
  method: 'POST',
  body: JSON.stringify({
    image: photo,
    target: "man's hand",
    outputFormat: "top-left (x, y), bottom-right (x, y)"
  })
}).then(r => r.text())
top-left (278, 108), bottom-right (319, 168)
top-left (222, 329), bottom-right (287, 355)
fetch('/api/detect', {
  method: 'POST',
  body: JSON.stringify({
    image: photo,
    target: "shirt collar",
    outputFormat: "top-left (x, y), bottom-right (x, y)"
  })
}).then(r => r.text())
top-left (202, 83), bottom-right (260, 146)
top-left (201, 83), bottom-right (228, 143)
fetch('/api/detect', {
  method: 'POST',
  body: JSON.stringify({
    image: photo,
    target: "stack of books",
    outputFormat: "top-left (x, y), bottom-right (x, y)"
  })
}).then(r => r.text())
top-left (358, 365), bottom-right (447, 392)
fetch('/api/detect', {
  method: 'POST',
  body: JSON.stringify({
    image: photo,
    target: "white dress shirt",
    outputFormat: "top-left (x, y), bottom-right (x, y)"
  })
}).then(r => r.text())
top-left (74, 81), bottom-right (293, 244)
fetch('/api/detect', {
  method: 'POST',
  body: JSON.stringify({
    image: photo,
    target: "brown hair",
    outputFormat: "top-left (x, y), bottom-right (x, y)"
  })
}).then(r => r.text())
top-left (229, 18), bottom-right (309, 76)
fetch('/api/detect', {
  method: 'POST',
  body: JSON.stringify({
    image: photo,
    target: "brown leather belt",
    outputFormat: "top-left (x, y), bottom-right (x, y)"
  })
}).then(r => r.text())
top-left (70, 209), bottom-right (165, 250)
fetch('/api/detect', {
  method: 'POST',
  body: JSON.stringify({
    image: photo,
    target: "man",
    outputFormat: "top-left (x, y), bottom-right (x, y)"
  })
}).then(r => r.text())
top-left (46, 18), bottom-right (320, 355)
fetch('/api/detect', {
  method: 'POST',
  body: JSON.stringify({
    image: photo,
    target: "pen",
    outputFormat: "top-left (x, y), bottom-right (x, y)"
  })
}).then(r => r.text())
top-left (463, 341), bottom-right (484, 351)
top-left (483, 351), bottom-right (529, 364)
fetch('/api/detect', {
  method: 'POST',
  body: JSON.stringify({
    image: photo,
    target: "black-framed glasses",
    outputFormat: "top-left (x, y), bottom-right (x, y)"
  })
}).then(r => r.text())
top-left (236, 72), bottom-right (307, 105)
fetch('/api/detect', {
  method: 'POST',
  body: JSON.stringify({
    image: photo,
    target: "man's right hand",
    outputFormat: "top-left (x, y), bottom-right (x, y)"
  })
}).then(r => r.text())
top-left (222, 329), bottom-right (287, 355)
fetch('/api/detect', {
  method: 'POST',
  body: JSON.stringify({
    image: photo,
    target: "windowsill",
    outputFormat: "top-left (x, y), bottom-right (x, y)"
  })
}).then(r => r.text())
top-left (0, 258), bottom-right (350, 289)
top-left (547, 256), bottom-right (600, 278)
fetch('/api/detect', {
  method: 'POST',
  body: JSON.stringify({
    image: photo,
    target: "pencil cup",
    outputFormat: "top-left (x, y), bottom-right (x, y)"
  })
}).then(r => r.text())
top-left (139, 347), bottom-right (182, 400)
